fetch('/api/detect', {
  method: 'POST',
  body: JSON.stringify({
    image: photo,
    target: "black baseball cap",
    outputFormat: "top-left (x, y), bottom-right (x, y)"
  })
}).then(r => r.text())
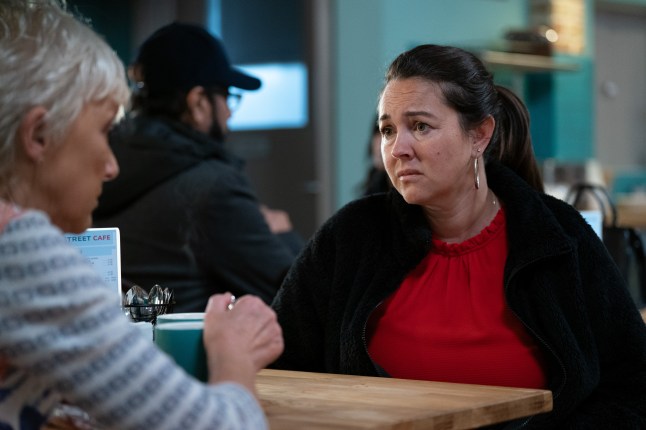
top-left (134, 22), bottom-right (261, 95)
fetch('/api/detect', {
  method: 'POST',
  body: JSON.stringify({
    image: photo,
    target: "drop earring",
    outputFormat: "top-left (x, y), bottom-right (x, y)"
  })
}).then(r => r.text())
top-left (474, 157), bottom-right (480, 189)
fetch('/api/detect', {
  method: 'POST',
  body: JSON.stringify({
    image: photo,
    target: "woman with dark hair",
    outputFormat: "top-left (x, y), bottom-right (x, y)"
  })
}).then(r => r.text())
top-left (272, 44), bottom-right (646, 428)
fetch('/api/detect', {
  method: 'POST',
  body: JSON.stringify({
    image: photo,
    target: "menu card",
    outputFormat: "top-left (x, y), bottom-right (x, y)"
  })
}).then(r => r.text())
top-left (64, 227), bottom-right (121, 297)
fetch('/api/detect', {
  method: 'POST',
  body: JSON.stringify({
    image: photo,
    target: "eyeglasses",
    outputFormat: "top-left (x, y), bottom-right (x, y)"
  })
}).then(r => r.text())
top-left (209, 87), bottom-right (242, 112)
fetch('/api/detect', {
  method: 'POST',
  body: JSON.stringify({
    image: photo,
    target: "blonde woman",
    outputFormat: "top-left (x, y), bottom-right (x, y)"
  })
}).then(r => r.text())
top-left (0, 1), bottom-right (282, 428)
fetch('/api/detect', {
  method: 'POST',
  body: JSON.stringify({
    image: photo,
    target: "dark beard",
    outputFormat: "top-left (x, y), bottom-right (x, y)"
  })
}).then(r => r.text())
top-left (208, 120), bottom-right (227, 142)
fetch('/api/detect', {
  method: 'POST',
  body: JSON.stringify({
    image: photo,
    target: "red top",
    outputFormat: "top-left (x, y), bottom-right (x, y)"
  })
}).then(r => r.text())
top-left (367, 207), bottom-right (547, 389)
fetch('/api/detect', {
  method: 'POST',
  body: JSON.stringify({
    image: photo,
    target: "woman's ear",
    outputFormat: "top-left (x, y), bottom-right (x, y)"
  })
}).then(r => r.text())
top-left (17, 106), bottom-right (49, 162)
top-left (472, 115), bottom-right (495, 154)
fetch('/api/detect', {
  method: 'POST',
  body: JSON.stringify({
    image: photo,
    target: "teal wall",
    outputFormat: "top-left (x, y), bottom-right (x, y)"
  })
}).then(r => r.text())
top-left (527, 55), bottom-right (595, 162)
top-left (527, 0), bottom-right (595, 163)
top-left (333, 0), bottom-right (529, 207)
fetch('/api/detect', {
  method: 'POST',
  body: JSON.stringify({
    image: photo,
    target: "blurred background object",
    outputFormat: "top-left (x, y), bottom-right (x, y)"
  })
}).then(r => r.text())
top-left (503, 25), bottom-right (558, 56)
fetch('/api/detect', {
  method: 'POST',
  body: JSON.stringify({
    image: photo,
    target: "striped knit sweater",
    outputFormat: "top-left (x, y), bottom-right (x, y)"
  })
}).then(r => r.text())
top-left (0, 201), bottom-right (266, 430)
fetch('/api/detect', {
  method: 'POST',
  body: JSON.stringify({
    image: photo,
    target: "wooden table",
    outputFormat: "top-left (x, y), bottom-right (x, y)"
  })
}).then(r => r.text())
top-left (256, 369), bottom-right (552, 430)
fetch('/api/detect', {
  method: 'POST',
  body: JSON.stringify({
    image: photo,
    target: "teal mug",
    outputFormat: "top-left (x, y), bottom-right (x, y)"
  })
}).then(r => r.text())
top-left (156, 312), bottom-right (205, 325)
top-left (154, 321), bottom-right (208, 382)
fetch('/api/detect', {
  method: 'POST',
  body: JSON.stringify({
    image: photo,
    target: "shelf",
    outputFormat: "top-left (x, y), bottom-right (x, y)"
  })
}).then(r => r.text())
top-left (480, 51), bottom-right (580, 73)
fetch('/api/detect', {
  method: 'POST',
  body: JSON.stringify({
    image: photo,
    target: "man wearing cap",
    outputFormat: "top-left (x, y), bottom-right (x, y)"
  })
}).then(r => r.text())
top-left (94, 22), bottom-right (303, 311)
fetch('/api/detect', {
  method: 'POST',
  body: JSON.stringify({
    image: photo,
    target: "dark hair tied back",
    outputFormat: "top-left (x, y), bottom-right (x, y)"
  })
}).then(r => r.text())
top-left (491, 85), bottom-right (543, 191)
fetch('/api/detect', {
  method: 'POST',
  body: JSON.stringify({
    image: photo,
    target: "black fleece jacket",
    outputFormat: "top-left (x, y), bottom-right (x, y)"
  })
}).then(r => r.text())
top-left (271, 162), bottom-right (646, 429)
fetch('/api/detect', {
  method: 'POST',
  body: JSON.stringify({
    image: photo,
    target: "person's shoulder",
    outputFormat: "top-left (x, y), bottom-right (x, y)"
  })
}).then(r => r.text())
top-left (490, 162), bottom-right (584, 227)
top-left (0, 209), bottom-right (70, 260)
top-left (491, 164), bottom-right (598, 242)
top-left (340, 192), bottom-right (390, 215)
top-left (300, 194), bottom-right (391, 256)
top-left (182, 158), bottom-right (251, 194)
top-left (320, 192), bottom-right (392, 234)
top-left (539, 192), bottom-right (591, 227)
top-left (2, 209), bottom-right (56, 235)
top-left (110, 115), bottom-right (196, 149)
top-left (533, 190), bottom-right (610, 253)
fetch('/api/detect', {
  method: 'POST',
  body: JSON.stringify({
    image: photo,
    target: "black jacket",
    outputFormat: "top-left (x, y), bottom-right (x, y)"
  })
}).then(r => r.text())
top-left (271, 162), bottom-right (646, 429)
top-left (94, 115), bottom-right (303, 311)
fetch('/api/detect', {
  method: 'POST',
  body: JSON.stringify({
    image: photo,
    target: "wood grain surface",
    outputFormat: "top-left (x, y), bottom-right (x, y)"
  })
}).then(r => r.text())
top-left (256, 369), bottom-right (552, 430)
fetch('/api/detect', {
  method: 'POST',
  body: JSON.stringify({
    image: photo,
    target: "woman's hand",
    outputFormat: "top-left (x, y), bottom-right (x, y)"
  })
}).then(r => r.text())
top-left (202, 293), bottom-right (284, 393)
